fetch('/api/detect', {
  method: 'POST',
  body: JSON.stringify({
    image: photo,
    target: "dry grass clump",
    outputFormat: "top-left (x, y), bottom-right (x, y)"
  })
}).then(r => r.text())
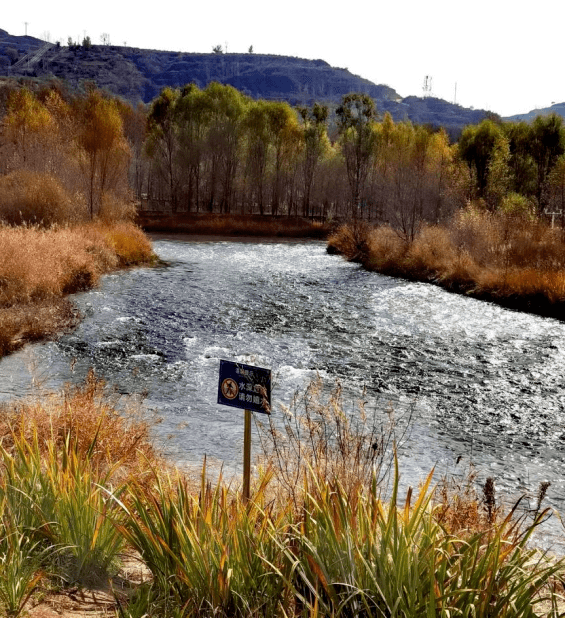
top-left (0, 370), bottom-right (160, 481)
top-left (453, 206), bottom-right (565, 271)
top-left (255, 376), bottom-right (408, 509)
top-left (98, 192), bottom-right (136, 223)
top-left (0, 224), bottom-right (108, 306)
top-left (326, 220), bottom-right (374, 261)
top-left (0, 298), bottom-right (79, 358)
top-left (138, 212), bottom-right (330, 237)
top-left (0, 221), bottom-right (154, 304)
top-left (435, 469), bottom-right (505, 537)
top-left (0, 170), bottom-right (87, 226)
top-left (0, 221), bottom-right (154, 358)
top-left (98, 221), bottom-right (154, 266)
top-left (329, 207), bottom-right (565, 313)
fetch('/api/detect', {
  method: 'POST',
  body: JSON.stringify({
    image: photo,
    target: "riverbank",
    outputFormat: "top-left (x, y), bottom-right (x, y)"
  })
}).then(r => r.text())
top-left (327, 211), bottom-right (565, 320)
top-left (136, 211), bottom-right (332, 238)
top-left (0, 221), bottom-right (155, 358)
top-left (1, 374), bottom-right (562, 618)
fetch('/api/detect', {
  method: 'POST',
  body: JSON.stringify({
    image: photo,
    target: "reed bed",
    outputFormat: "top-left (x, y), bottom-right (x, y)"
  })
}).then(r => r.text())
top-left (136, 212), bottom-right (330, 238)
top-left (327, 207), bottom-right (565, 315)
top-left (0, 220), bottom-right (154, 357)
top-left (1, 376), bottom-right (563, 617)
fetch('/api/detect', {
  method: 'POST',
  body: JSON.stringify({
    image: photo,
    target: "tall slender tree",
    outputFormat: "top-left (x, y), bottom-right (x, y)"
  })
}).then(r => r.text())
top-left (336, 93), bottom-right (377, 217)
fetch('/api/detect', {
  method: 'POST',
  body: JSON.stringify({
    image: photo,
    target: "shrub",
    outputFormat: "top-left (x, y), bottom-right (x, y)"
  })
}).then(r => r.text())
top-left (0, 170), bottom-right (87, 226)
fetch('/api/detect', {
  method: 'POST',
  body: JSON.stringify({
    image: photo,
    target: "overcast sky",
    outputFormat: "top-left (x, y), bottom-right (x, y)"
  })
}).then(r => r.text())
top-left (4, 0), bottom-right (563, 117)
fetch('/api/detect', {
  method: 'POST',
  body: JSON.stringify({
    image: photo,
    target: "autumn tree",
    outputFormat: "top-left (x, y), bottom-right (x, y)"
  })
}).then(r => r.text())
top-left (3, 88), bottom-right (55, 170)
top-left (117, 100), bottom-right (148, 201)
top-left (297, 103), bottom-right (329, 217)
top-left (544, 154), bottom-right (565, 227)
top-left (263, 101), bottom-right (301, 215)
top-left (243, 100), bottom-right (271, 214)
top-left (529, 113), bottom-right (565, 212)
top-left (336, 93), bottom-right (378, 216)
top-left (200, 82), bottom-right (248, 213)
top-left (368, 115), bottom-right (464, 238)
top-left (145, 87), bottom-right (182, 209)
top-left (458, 119), bottom-right (508, 206)
top-left (75, 89), bottom-right (131, 218)
top-left (503, 121), bottom-right (536, 197)
top-left (174, 83), bottom-right (209, 211)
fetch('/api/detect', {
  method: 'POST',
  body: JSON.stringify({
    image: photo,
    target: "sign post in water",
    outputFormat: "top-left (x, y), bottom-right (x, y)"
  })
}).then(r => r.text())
top-left (217, 359), bottom-right (271, 503)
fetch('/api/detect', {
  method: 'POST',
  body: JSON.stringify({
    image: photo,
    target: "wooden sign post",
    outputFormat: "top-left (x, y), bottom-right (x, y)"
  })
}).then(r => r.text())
top-left (243, 409), bottom-right (252, 503)
top-left (217, 360), bottom-right (271, 504)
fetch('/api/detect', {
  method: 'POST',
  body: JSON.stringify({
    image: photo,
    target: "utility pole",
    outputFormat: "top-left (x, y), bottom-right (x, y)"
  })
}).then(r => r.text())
top-left (422, 75), bottom-right (432, 98)
top-left (24, 22), bottom-right (28, 36)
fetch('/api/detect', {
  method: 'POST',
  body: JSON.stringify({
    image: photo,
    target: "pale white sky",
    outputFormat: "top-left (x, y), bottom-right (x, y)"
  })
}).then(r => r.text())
top-left (4, 0), bottom-right (564, 117)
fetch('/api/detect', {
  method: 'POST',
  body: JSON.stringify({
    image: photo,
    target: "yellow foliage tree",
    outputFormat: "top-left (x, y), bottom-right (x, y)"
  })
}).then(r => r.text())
top-left (4, 88), bottom-right (55, 170)
top-left (75, 89), bottom-right (131, 218)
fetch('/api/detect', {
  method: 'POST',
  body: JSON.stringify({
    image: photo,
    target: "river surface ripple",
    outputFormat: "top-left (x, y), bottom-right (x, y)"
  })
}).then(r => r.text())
top-left (2, 238), bottom-right (565, 545)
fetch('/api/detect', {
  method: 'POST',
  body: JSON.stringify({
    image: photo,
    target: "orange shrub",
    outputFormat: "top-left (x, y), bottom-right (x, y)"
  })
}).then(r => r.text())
top-left (0, 170), bottom-right (87, 226)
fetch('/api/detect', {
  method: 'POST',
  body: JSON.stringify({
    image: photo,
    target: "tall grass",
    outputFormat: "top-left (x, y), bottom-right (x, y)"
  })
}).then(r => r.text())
top-left (0, 374), bottom-right (162, 615)
top-left (117, 465), bottom-right (291, 617)
top-left (0, 220), bottom-right (153, 307)
top-left (0, 220), bottom-right (154, 357)
top-left (327, 207), bottom-right (565, 314)
top-left (110, 379), bottom-right (563, 617)
top-left (0, 170), bottom-right (86, 227)
top-left (115, 458), bottom-right (563, 617)
top-left (136, 212), bottom-right (330, 238)
top-left (0, 376), bottom-right (563, 616)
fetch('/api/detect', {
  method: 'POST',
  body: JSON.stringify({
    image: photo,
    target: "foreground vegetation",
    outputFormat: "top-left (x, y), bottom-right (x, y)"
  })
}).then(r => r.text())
top-left (0, 375), bottom-right (563, 617)
top-left (328, 207), bottom-right (565, 318)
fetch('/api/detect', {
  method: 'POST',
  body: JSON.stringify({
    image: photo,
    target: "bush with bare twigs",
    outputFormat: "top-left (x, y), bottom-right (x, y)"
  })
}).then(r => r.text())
top-left (328, 205), bottom-right (565, 313)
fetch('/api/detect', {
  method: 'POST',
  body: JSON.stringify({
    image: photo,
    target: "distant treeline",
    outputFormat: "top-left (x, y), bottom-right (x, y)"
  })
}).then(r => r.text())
top-left (1, 79), bottom-right (565, 234)
top-left (141, 85), bottom-right (466, 237)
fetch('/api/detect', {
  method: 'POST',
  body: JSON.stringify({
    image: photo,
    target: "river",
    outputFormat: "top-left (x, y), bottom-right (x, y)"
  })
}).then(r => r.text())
top-left (1, 236), bottom-right (565, 545)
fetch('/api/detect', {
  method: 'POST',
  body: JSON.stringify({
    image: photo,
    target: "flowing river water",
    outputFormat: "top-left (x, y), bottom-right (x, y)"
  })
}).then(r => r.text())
top-left (2, 236), bottom-right (565, 546)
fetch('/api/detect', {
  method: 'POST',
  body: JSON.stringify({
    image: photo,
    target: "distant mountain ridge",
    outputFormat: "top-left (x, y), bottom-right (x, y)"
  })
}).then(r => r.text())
top-left (504, 102), bottom-right (565, 122)
top-left (0, 27), bottom-right (506, 133)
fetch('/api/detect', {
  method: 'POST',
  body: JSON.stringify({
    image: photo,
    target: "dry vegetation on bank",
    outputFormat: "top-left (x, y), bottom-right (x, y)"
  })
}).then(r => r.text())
top-left (0, 375), bottom-right (563, 617)
top-left (136, 212), bottom-right (330, 237)
top-left (328, 207), bottom-right (565, 317)
top-left (0, 220), bottom-right (154, 357)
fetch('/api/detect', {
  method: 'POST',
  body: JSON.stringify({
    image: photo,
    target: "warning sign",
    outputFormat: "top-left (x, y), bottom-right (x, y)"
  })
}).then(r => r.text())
top-left (217, 359), bottom-right (271, 414)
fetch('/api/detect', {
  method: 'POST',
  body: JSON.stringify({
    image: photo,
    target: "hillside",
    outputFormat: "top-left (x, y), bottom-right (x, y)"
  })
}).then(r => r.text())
top-left (504, 101), bottom-right (565, 122)
top-left (1, 27), bottom-right (489, 132)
